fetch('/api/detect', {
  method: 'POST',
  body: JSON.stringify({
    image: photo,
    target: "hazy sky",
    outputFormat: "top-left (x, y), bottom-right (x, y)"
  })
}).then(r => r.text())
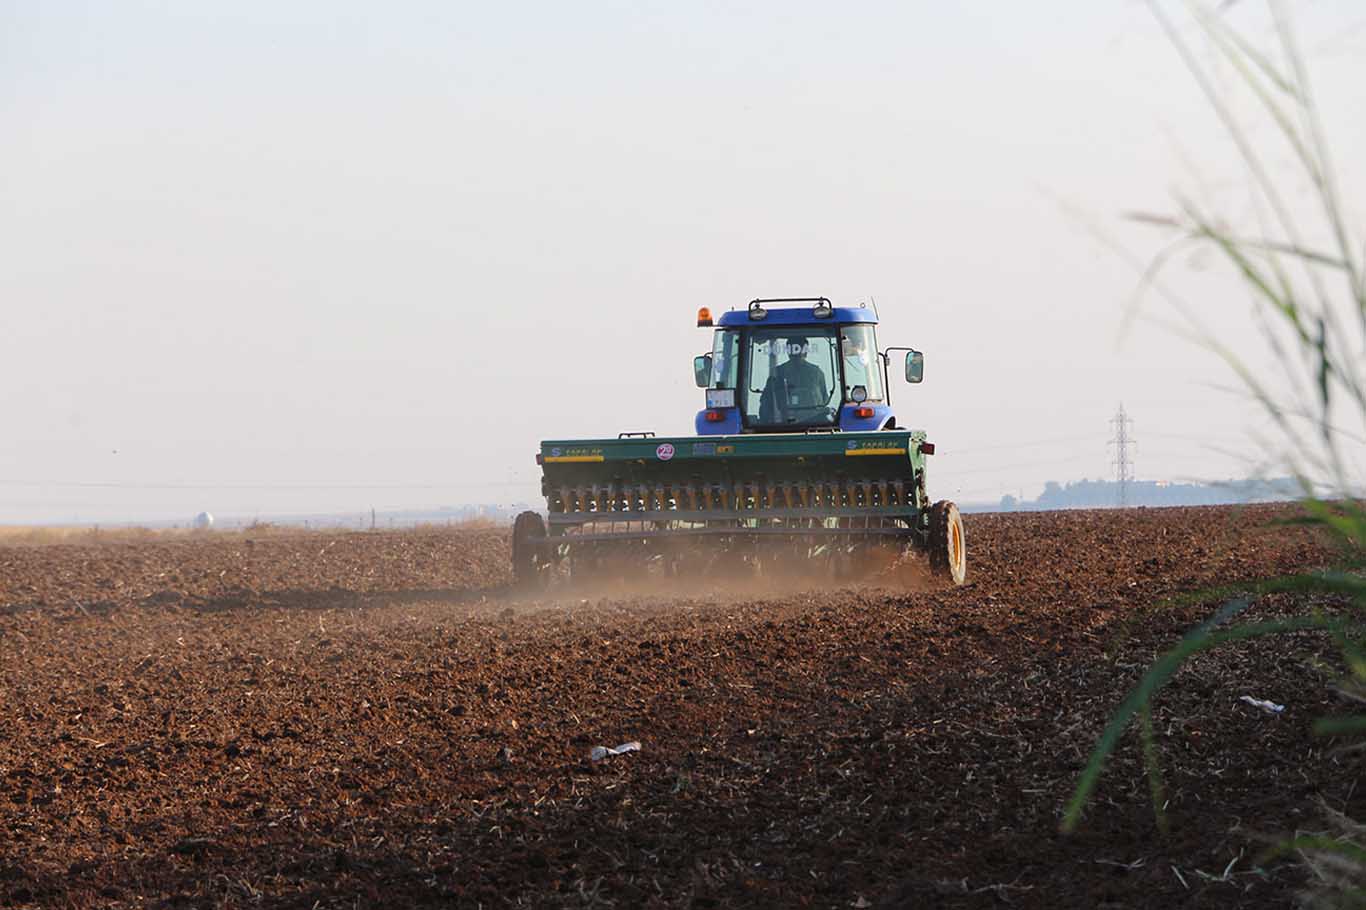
top-left (2, 2), bottom-right (1363, 523)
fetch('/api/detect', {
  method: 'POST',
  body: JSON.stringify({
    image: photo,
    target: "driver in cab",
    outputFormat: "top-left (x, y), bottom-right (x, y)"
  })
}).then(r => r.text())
top-left (760, 338), bottom-right (828, 422)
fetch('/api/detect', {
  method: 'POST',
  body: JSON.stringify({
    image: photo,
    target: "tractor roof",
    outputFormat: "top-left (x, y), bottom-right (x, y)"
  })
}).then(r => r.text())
top-left (716, 305), bottom-right (878, 328)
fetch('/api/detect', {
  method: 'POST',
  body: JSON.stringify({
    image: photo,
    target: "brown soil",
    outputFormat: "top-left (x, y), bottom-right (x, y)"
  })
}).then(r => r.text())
top-left (0, 505), bottom-right (1353, 908)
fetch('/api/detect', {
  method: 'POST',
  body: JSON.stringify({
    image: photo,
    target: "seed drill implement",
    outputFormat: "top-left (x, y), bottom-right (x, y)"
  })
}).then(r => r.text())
top-left (512, 298), bottom-right (966, 586)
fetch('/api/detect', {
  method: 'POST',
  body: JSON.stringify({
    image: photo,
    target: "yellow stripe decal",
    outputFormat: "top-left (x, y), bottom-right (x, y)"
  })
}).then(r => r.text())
top-left (845, 447), bottom-right (907, 456)
top-left (544, 455), bottom-right (605, 463)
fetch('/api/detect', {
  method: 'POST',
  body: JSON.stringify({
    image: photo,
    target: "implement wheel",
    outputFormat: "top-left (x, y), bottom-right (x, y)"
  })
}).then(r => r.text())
top-left (511, 511), bottom-right (551, 589)
top-left (928, 500), bottom-right (967, 585)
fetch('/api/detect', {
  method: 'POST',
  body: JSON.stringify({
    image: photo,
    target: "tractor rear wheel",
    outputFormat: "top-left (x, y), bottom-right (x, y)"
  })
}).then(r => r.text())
top-left (928, 500), bottom-right (966, 585)
top-left (511, 511), bottom-right (551, 589)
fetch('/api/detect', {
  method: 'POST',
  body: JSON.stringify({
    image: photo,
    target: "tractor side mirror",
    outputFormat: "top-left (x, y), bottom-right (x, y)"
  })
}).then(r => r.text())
top-left (905, 350), bottom-right (924, 384)
top-left (693, 354), bottom-right (713, 388)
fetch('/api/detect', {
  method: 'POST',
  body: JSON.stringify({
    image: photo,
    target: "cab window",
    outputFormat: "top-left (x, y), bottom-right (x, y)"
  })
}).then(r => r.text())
top-left (708, 330), bottom-right (739, 388)
top-left (840, 325), bottom-right (882, 401)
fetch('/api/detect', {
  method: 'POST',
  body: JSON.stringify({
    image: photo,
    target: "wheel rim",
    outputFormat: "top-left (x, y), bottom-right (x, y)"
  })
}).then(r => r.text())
top-left (948, 513), bottom-right (965, 583)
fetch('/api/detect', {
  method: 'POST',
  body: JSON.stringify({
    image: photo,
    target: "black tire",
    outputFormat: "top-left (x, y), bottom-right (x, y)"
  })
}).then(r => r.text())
top-left (928, 500), bottom-right (967, 586)
top-left (511, 511), bottom-right (550, 588)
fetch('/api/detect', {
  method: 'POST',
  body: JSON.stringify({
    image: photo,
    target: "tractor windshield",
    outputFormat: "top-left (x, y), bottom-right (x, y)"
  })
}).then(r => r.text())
top-left (744, 327), bottom-right (840, 429)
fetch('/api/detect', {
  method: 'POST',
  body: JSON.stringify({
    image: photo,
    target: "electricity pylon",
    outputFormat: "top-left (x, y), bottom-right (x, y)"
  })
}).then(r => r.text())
top-left (1108, 404), bottom-right (1136, 507)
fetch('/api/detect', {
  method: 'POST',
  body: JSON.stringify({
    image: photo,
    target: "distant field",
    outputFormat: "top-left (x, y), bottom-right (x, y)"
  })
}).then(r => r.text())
top-left (0, 525), bottom-right (311, 547)
top-left (0, 518), bottom-right (501, 547)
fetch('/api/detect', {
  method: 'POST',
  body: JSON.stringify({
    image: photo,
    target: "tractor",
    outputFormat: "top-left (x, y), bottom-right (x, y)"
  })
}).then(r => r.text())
top-left (512, 297), bottom-right (965, 587)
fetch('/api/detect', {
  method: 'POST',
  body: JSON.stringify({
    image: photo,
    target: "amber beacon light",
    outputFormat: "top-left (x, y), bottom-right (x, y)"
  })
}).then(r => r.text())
top-left (696, 307), bottom-right (713, 327)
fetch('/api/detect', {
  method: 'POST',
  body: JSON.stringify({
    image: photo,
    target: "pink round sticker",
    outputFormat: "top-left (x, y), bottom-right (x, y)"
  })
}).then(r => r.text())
top-left (656, 443), bottom-right (675, 461)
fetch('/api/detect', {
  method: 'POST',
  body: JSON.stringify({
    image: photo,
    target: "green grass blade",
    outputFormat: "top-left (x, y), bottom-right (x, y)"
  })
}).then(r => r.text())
top-left (1312, 716), bottom-right (1366, 736)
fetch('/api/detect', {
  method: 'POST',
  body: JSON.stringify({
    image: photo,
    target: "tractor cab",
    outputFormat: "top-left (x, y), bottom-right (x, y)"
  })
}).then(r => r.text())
top-left (692, 298), bottom-right (923, 436)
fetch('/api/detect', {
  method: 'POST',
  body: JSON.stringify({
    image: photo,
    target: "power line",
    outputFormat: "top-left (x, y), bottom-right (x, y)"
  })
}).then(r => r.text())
top-left (937, 451), bottom-right (1099, 478)
top-left (938, 434), bottom-right (1099, 456)
top-left (1108, 403), bottom-right (1137, 507)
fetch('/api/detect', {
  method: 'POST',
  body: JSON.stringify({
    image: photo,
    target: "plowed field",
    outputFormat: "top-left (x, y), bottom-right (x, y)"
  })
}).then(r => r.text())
top-left (0, 505), bottom-right (1351, 908)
